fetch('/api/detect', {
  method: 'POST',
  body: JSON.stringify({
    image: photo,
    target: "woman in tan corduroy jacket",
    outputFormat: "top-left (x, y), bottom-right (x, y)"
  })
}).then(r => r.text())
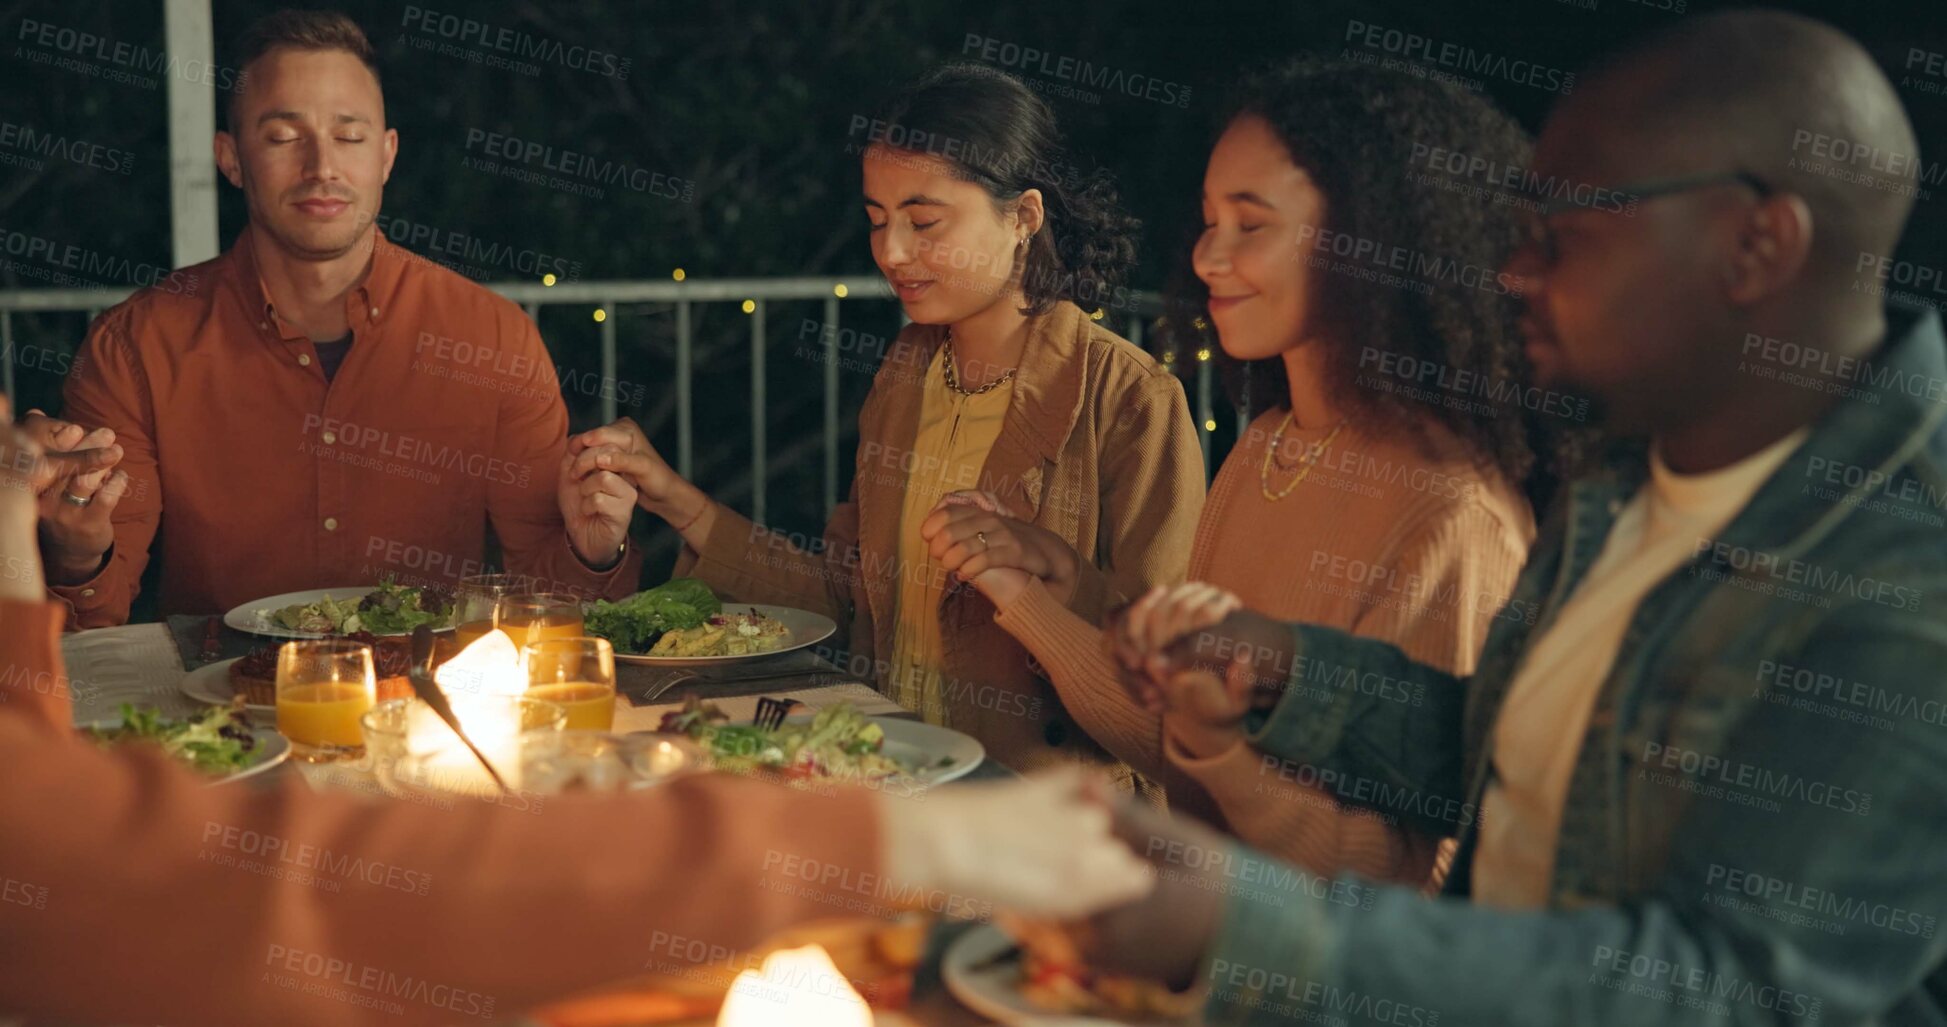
top-left (575, 65), bottom-right (1204, 783)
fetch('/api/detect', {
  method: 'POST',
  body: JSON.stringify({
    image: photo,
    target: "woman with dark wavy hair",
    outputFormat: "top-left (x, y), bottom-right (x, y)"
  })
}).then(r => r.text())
top-left (580, 64), bottom-right (1203, 782)
top-left (956, 58), bottom-right (1557, 878)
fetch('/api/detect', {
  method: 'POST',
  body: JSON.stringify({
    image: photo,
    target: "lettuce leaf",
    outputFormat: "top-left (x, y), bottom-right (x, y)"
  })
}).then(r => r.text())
top-left (584, 578), bottom-right (723, 654)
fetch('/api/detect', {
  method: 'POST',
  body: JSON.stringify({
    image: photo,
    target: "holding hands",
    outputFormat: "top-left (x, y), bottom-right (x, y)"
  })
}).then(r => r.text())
top-left (8, 405), bottom-right (129, 586)
top-left (920, 489), bottom-right (1080, 608)
top-left (566, 417), bottom-right (715, 546)
top-left (1106, 583), bottom-right (1295, 758)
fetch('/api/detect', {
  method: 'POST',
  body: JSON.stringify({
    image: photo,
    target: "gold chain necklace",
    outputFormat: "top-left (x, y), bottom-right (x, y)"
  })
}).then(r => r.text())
top-left (941, 329), bottom-right (1017, 396)
top-left (1259, 413), bottom-right (1346, 501)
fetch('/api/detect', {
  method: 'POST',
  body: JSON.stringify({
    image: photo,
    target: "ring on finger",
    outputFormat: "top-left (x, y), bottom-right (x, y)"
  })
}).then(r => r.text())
top-left (61, 491), bottom-right (92, 507)
top-left (975, 530), bottom-right (987, 551)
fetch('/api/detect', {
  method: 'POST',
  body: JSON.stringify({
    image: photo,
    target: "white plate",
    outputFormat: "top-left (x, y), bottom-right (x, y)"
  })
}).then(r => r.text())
top-left (224, 586), bottom-right (453, 639)
top-left (181, 657), bottom-right (275, 714)
top-left (872, 716), bottom-right (984, 785)
top-left (943, 924), bottom-right (1191, 1026)
top-left (608, 604), bottom-right (837, 667)
top-left (80, 715), bottom-right (291, 786)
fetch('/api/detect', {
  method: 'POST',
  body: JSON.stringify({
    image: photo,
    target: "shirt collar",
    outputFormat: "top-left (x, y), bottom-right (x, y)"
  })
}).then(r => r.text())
top-left (232, 225), bottom-right (410, 340)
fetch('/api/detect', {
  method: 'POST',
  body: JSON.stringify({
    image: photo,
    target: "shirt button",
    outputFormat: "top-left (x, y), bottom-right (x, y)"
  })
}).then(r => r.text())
top-left (321, 431), bottom-right (336, 445)
top-left (298, 353), bottom-right (312, 367)
top-left (323, 517), bottom-right (339, 532)
top-left (370, 306), bottom-right (380, 318)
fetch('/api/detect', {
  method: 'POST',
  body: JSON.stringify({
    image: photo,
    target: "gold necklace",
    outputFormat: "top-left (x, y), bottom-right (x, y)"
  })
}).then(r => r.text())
top-left (1259, 413), bottom-right (1346, 501)
top-left (941, 329), bottom-right (1016, 396)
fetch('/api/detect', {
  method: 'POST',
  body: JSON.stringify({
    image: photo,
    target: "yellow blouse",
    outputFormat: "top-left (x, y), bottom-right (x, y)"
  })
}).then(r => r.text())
top-left (885, 346), bottom-right (1016, 725)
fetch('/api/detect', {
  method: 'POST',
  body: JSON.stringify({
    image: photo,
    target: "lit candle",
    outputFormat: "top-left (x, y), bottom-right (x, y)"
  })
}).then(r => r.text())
top-left (407, 630), bottom-right (530, 794)
top-left (715, 946), bottom-right (872, 1027)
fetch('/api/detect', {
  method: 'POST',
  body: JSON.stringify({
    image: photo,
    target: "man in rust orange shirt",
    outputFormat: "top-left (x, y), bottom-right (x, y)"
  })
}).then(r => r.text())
top-left (39, 10), bottom-right (642, 628)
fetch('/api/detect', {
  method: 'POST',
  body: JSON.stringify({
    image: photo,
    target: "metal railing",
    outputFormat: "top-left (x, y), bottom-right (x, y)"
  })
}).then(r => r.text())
top-left (0, 277), bottom-right (1226, 522)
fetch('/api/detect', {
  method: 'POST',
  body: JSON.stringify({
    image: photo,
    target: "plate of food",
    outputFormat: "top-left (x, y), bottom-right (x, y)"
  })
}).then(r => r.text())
top-left (182, 631), bottom-right (421, 712)
top-left (80, 703), bottom-right (291, 786)
top-left (942, 923), bottom-right (1197, 1026)
top-left (584, 578), bottom-right (835, 666)
top-left (657, 698), bottom-right (984, 787)
top-left (226, 581), bottom-right (457, 639)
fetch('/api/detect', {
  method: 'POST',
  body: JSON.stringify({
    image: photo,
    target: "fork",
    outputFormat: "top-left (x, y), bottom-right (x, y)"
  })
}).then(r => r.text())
top-left (752, 697), bottom-right (801, 730)
top-left (633, 669), bottom-right (839, 707)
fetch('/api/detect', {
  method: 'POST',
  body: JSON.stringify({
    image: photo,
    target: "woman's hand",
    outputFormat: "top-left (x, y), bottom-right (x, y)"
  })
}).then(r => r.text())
top-left (1104, 584), bottom-right (1293, 725)
top-left (568, 418), bottom-right (714, 543)
top-left (919, 490), bottom-right (1079, 609)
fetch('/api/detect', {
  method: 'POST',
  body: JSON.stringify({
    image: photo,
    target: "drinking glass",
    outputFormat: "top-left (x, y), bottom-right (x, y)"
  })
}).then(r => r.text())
top-left (522, 636), bottom-right (616, 732)
top-left (276, 639), bottom-right (376, 763)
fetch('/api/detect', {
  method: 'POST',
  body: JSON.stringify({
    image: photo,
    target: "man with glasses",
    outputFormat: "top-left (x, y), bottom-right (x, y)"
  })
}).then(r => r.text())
top-left (1074, 10), bottom-right (1947, 1025)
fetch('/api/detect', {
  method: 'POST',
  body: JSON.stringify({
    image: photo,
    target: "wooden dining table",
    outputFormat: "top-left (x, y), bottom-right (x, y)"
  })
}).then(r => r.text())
top-left (56, 619), bottom-right (1015, 1027)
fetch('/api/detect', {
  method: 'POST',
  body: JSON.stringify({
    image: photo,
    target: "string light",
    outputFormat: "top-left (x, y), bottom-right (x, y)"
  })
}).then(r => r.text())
top-left (1196, 348), bottom-right (1212, 361)
top-left (1204, 419), bottom-right (1218, 432)
top-left (672, 268), bottom-right (686, 281)
top-left (833, 283), bottom-right (849, 298)
top-left (541, 273), bottom-right (557, 287)
top-left (741, 300), bottom-right (756, 314)
top-left (592, 309), bottom-right (607, 323)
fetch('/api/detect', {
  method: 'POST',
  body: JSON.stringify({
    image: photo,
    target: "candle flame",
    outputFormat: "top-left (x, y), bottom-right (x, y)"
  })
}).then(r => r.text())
top-left (433, 629), bottom-right (526, 698)
top-left (715, 945), bottom-right (871, 1027)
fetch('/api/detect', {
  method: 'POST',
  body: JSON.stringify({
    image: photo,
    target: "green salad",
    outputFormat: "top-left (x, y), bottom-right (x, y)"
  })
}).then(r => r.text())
top-left (658, 698), bottom-right (910, 782)
top-left (84, 703), bottom-right (259, 776)
top-left (584, 577), bottom-right (722, 654)
top-left (259, 580), bottom-right (455, 635)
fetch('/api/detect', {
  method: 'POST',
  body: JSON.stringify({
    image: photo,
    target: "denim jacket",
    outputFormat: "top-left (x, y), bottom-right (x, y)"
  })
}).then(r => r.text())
top-left (1202, 306), bottom-right (1947, 1026)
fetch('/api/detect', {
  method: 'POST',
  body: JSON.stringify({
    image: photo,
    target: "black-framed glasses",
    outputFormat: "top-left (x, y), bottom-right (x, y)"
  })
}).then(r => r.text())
top-left (1526, 170), bottom-right (1772, 265)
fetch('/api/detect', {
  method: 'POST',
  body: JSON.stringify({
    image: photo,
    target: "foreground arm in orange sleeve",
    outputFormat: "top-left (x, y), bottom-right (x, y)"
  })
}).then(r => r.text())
top-left (44, 306), bottom-right (163, 629)
top-left (487, 306), bottom-right (642, 600)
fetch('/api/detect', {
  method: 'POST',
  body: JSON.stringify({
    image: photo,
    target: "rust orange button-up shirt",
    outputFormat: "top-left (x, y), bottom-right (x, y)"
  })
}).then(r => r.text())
top-left (52, 230), bottom-right (642, 628)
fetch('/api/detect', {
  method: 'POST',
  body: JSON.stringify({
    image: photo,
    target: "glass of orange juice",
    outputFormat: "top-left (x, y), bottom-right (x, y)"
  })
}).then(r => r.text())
top-left (522, 636), bottom-right (616, 732)
top-left (453, 574), bottom-right (531, 649)
top-left (496, 593), bottom-right (585, 649)
top-left (277, 640), bottom-right (376, 762)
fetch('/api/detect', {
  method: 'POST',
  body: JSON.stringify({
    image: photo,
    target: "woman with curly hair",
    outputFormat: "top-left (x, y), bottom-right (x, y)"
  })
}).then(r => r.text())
top-left (946, 58), bottom-right (1559, 881)
top-left (578, 64), bottom-right (1204, 782)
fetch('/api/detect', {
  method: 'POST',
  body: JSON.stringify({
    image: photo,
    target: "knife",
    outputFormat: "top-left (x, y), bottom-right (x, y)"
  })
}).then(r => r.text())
top-left (406, 625), bottom-right (512, 795)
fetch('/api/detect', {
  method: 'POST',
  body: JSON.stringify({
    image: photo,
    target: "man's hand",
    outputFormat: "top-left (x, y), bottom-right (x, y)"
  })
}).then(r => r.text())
top-left (919, 489), bottom-right (1079, 609)
top-left (875, 768), bottom-right (1156, 921)
top-left (557, 449), bottom-right (635, 570)
top-left (1062, 798), bottom-right (1230, 988)
top-left (15, 407), bottom-right (128, 586)
top-left (568, 418), bottom-right (713, 540)
top-left (0, 399), bottom-right (55, 598)
top-left (1105, 585), bottom-right (1295, 717)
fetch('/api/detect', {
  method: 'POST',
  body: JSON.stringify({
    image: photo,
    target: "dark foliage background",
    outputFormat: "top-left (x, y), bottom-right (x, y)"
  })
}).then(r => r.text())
top-left (2, 0), bottom-right (1941, 582)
